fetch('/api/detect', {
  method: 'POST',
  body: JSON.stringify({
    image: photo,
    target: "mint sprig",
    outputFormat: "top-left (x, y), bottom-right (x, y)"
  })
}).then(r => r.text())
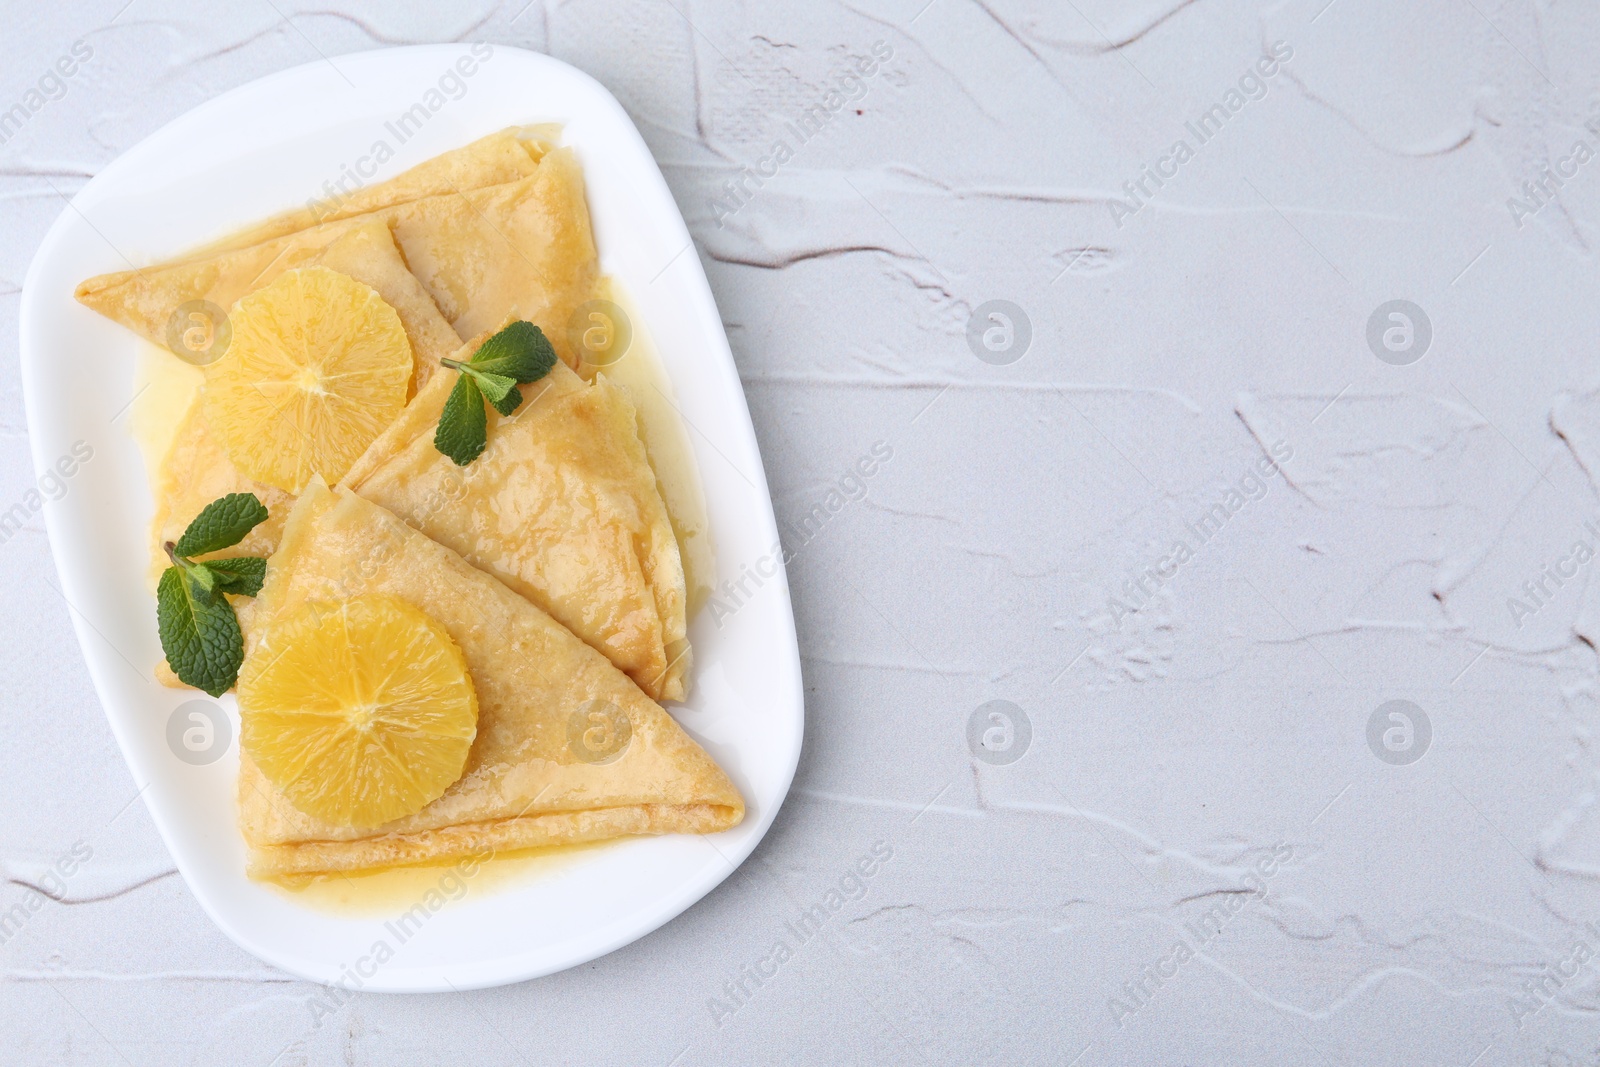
top-left (156, 492), bottom-right (269, 696)
top-left (433, 321), bottom-right (557, 465)
top-left (157, 567), bottom-right (242, 698)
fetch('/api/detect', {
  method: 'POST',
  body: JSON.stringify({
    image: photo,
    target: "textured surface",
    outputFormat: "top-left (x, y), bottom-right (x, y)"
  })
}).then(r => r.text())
top-left (3, 1), bottom-right (1599, 1063)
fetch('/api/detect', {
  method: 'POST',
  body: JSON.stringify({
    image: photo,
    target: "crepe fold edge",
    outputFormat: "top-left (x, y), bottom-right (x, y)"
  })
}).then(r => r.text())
top-left (246, 802), bottom-right (742, 878)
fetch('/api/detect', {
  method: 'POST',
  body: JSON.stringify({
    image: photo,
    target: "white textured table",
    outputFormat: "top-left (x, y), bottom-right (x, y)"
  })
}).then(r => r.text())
top-left (4, 2), bottom-right (1598, 1063)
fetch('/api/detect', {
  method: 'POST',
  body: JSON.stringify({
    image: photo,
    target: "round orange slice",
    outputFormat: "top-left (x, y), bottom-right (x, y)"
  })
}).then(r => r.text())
top-left (238, 595), bottom-right (477, 828)
top-left (204, 266), bottom-right (412, 493)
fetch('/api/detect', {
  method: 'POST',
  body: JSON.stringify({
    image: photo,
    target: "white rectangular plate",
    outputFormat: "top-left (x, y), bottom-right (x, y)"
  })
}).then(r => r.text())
top-left (19, 44), bottom-right (802, 991)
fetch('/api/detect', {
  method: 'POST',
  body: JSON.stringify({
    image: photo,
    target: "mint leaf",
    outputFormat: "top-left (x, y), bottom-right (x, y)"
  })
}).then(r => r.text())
top-left (157, 565), bottom-right (243, 697)
top-left (453, 363), bottom-right (521, 415)
top-left (469, 320), bottom-right (557, 383)
top-left (184, 560), bottom-right (217, 595)
top-left (486, 384), bottom-right (523, 417)
top-left (201, 556), bottom-right (267, 597)
top-left (434, 373), bottom-right (488, 466)
top-left (173, 493), bottom-right (268, 558)
top-left (466, 367), bottom-right (519, 407)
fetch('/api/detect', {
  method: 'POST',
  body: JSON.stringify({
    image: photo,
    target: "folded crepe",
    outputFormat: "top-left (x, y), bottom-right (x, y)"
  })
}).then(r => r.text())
top-left (343, 331), bottom-right (689, 701)
top-left (76, 139), bottom-right (598, 367)
top-left (239, 482), bottom-right (741, 878)
top-left (147, 219), bottom-right (462, 587)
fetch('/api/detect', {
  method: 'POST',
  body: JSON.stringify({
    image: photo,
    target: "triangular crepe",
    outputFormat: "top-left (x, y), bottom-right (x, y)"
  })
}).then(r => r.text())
top-left (77, 144), bottom-right (598, 367)
top-left (145, 219), bottom-right (461, 588)
top-left (343, 332), bottom-right (689, 702)
top-left (238, 482), bottom-right (741, 878)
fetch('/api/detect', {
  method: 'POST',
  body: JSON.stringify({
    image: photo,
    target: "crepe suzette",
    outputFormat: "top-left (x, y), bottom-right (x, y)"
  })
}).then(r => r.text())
top-left (343, 329), bottom-right (689, 701)
top-left (78, 130), bottom-right (689, 699)
top-left (76, 127), bottom-right (733, 875)
top-left (238, 482), bottom-right (740, 878)
top-left (75, 126), bottom-right (599, 364)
